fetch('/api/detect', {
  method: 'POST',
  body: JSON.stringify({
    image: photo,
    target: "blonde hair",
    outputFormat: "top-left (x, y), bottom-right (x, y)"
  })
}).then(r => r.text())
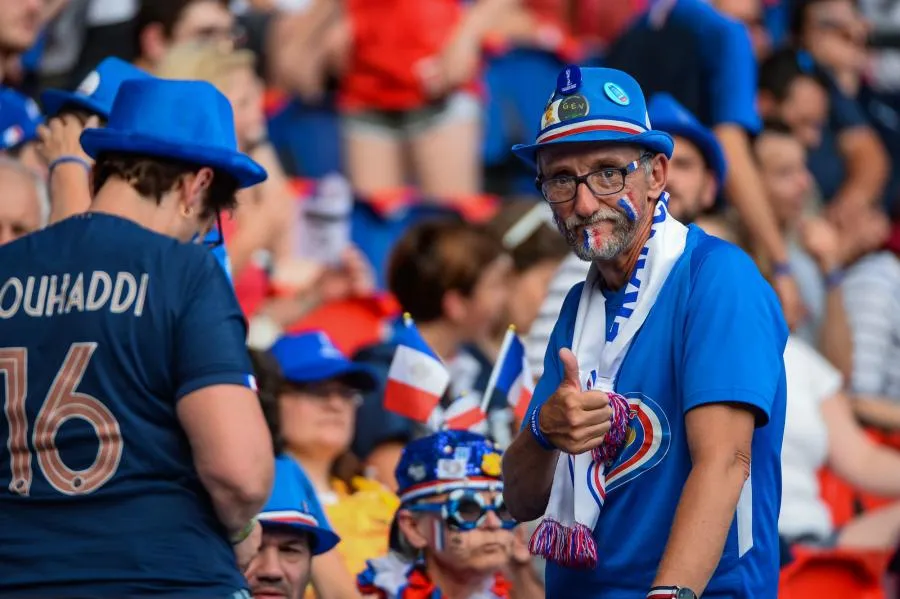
top-left (155, 42), bottom-right (256, 93)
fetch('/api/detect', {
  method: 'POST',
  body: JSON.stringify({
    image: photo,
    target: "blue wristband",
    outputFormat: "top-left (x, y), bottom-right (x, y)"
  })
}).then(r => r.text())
top-left (825, 268), bottom-right (845, 289)
top-left (49, 155), bottom-right (91, 175)
top-left (529, 404), bottom-right (555, 451)
top-left (772, 261), bottom-right (792, 277)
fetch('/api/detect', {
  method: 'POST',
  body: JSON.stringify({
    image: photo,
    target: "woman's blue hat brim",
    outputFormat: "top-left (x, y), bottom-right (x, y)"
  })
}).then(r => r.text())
top-left (41, 89), bottom-right (107, 120)
top-left (511, 129), bottom-right (675, 170)
top-left (80, 128), bottom-right (267, 189)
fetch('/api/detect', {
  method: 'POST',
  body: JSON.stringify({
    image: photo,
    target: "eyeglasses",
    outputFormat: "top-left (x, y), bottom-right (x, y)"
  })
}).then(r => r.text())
top-left (537, 153), bottom-right (653, 205)
top-left (407, 489), bottom-right (516, 532)
top-left (285, 383), bottom-right (363, 407)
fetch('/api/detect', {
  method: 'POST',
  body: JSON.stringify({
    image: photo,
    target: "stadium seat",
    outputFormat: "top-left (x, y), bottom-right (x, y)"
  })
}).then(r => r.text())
top-left (779, 546), bottom-right (891, 599)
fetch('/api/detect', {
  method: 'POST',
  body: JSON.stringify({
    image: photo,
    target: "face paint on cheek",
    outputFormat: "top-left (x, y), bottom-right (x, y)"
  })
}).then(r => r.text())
top-left (433, 519), bottom-right (445, 552)
top-left (617, 197), bottom-right (637, 222)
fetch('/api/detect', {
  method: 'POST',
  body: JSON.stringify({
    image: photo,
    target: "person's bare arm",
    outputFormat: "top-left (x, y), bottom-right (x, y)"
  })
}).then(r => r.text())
top-left (502, 429), bottom-right (558, 522)
top-left (651, 404), bottom-right (755, 595)
top-left (851, 395), bottom-right (900, 433)
top-left (714, 124), bottom-right (804, 329)
top-left (311, 548), bottom-right (364, 599)
top-left (825, 392), bottom-right (900, 496)
top-left (177, 385), bottom-right (274, 536)
top-left (830, 127), bottom-right (889, 216)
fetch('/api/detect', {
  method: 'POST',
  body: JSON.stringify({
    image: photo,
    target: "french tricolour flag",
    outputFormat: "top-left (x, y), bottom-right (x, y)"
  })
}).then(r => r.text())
top-left (384, 314), bottom-right (450, 423)
top-left (443, 392), bottom-right (488, 432)
top-left (480, 326), bottom-right (534, 421)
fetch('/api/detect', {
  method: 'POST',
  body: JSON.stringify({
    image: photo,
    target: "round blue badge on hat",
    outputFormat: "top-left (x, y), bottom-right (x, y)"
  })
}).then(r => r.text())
top-left (557, 65), bottom-right (582, 96)
top-left (603, 82), bottom-right (630, 106)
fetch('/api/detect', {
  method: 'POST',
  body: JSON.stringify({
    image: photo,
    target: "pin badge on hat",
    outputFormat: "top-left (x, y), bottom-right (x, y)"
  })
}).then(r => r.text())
top-left (557, 65), bottom-right (582, 96)
top-left (603, 82), bottom-right (630, 106)
top-left (78, 71), bottom-right (101, 97)
top-left (558, 95), bottom-right (590, 121)
top-left (407, 462), bottom-right (427, 482)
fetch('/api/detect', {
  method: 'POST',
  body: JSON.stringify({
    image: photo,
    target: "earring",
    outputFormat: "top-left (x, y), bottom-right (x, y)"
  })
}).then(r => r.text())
top-left (182, 205), bottom-right (193, 217)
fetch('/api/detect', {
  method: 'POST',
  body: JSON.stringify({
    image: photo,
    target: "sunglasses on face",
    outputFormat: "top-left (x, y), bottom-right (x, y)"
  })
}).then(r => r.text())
top-left (407, 489), bottom-right (517, 532)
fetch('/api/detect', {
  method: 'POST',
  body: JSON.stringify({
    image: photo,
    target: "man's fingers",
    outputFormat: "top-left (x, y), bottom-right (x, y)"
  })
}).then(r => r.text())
top-left (580, 390), bottom-right (611, 411)
top-left (558, 348), bottom-right (581, 388)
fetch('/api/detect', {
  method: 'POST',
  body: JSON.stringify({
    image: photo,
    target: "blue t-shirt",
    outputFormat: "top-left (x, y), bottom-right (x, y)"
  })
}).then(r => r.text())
top-left (0, 213), bottom-right (255, 597)
top-left (605, 0), bottom-right (761, 133)
top-left (524, 226), bottom-right (788, 599)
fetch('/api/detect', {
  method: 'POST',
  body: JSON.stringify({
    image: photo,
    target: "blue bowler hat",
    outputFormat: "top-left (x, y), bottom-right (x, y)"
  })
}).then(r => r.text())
top-left (79, 79), bottom-right (267, 189)
top-left (41, 57), bottom-right (152, 119)
top-left (395, 430), bottom-right (504, 505)
top-left (647, 93), bottom-right (727, 188)
top-left (270, 331), bottom-right (378, 392)
top-left (259, 456), bottom-right (340, 555)
top-left (0, 88), bottom-right (43, 151)
top-left (512, 65), bottom-right (674, 168)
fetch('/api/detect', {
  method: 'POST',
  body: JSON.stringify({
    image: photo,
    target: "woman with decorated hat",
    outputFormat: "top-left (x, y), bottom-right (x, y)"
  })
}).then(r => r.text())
top-left (358, 430), bottom-right (543, 599)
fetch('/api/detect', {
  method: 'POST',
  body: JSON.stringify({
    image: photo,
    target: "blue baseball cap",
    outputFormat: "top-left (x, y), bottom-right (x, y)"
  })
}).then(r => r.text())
top-left (0, 88), bottom-right (43, 151)
top-left (41, 57), bottom-right (153, 119)
top-left (270, 331), bottom-right (378, 392)
top-left (647, 93), bottom-right (727, 188)
top-left (512, 65), bottom-right (674, 169)
top-left (259, 456), bottom-right (340, 555)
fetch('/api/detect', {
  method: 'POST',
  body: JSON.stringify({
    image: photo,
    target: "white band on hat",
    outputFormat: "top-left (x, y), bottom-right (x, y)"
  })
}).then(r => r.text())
top-left (399, 479), bottom-right (504, 504)
top-left (537, 118), bottom-right (647, 144)
top-left (259, 509), bottom-right (320, 528)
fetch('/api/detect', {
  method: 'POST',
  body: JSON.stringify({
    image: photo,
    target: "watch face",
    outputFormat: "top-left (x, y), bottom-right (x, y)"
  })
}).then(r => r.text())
top-left (675, 589), bottom-right (698, 599)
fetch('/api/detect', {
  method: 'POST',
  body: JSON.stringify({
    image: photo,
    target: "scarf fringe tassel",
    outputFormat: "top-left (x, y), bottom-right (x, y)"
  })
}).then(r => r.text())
top-left (528, 519), bottom-right (598, 569)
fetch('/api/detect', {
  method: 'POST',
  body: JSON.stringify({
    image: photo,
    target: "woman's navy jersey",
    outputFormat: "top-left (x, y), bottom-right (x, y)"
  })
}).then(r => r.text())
top-left (0, 213), bottom-right (256, 597)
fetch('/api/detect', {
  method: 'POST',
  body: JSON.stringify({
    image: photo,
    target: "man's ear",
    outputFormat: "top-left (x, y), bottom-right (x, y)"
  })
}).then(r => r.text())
top-left (396, 510), bottom-right (429, 550)
top-left (700, 171), bottom-right (718, 211)
top-left (140, 23), bottom-right (169, 67)
top-left (181, 167), bottom-right (214, 215)
top-left (648, 154), bottom-right (668, 200)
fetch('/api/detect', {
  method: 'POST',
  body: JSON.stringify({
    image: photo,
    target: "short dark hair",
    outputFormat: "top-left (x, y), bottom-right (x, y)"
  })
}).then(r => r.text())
top-left (91, 152), bottom-right (239, 219)
top-left (248, 348), bottom-right (285, 456)
top-left (758, 48), bottom-right (828, 102)
top-left (135, 0), bottom-right (230, 52)
top-left (387, 219), bottom-right (506, 323)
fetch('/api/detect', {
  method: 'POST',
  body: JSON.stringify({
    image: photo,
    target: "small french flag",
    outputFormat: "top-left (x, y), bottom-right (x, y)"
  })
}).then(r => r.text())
top-left (443, 392), bottom-right (488, 432)
top-left (384, 314), bottom-right (450, 423)
top-left (480, 326), bottom-right (534, 422)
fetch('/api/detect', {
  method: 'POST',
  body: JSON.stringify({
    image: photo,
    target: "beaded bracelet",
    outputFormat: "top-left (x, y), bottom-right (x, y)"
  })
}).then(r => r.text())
top-left (230, 518), bottom-right (257, 545)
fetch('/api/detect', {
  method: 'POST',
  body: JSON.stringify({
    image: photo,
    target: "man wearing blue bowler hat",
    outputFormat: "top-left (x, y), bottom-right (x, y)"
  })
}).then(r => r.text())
top-left (247, 457), bottom-right (341, 599)
top-left (502, 66), bottom-right (787, 599)
top-left (0, 78), bottom-right (273, 597)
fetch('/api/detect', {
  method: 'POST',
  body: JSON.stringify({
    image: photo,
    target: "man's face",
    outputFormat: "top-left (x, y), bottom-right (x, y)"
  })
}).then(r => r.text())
top-left (0, 164), bottom-right (42, 246)
top-left (170, 0), bottom-right (236, 48)
top-left (778, 77), bottom-right (829, 148)
top-left (755, 131), bottom-right (811, 227)
top-left (538, 143), bottom-right (661, 262)
top-left (246, 527), bottom-right (313, 599)
top-left (0, 0), bottom-right (42, 56)
top-left (665, 135), bottom-right (716, 224)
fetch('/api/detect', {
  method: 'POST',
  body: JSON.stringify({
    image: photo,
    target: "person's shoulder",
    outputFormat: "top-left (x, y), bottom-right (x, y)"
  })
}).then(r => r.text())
top-left (686, 226), bottom-right (762, 283)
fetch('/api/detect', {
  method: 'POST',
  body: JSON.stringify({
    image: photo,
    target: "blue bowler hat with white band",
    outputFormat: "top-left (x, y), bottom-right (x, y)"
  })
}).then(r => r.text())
top-left (512, 66), bottom-right (674, 168)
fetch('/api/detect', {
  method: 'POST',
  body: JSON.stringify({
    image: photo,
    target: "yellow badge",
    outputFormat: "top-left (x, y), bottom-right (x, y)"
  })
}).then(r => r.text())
top-left (481, 453), bottom-right (502, 477)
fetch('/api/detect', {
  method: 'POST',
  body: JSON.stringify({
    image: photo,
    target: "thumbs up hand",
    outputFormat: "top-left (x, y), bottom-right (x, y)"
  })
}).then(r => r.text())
top-left (537, 348), bottom-right (613, 454)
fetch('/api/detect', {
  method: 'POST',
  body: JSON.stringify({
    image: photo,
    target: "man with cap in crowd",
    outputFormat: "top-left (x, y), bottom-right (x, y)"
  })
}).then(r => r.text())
top-left (525, 91), bottom-right (728, 380)
top-left (0, 86), bottom-right (46, 178)
top-left (502, 66), bottom-right (787, 599)
top-left (358, 429), bottom-right (543, 599)
top-left (0, 77), bottom-right (273, 596)
top-left (247, 456), bottom-right (341, 599)
top-left (37, 57), bottom-right (152, 224)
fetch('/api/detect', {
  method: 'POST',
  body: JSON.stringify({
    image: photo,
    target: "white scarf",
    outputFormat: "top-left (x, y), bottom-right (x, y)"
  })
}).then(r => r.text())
top-left (529, 193), bottom-right (687, 568)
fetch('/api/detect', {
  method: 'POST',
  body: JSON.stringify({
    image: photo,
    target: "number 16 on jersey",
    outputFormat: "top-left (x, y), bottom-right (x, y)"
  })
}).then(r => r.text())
top-left (1, 343), bottom-right (123, 496)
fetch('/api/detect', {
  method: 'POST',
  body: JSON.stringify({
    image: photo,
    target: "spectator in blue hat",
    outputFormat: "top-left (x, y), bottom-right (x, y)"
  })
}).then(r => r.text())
top-left (358, 430), bottom-right (542, 599)
top-left (37, 57), bottom-right (153, 225)
top-left (504, 66), bottom-right (787, 599)
top-left (270, 330), bottom-right (400, 584)
top-left (246, 457), bottom-right (341, 599)
top-left (0, 87), bottom-right (45, 179)
top-left (0, 77), bottom-right (272, 597)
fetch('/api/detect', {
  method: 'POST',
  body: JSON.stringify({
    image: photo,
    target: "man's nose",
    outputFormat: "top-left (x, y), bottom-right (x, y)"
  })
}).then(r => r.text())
top-left (248, 545), bottom-right (283, 582)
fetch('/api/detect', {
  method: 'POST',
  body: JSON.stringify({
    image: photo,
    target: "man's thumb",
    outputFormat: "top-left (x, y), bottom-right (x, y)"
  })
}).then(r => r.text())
top-left (558, 348), bottom-right (581, 388)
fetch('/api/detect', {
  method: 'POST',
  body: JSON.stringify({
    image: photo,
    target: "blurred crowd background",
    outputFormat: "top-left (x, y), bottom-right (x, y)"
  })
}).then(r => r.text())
top-left (4, 0), bottom-right (900, 596)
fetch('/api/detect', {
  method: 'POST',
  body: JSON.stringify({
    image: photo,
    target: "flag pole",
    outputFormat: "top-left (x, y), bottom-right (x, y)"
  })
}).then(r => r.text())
top-left (479, 325), bottom-right (515, 414)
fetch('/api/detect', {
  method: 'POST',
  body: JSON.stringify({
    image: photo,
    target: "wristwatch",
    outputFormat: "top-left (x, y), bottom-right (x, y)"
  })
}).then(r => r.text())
top-left (647, 586), bottom-right (698, 599)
